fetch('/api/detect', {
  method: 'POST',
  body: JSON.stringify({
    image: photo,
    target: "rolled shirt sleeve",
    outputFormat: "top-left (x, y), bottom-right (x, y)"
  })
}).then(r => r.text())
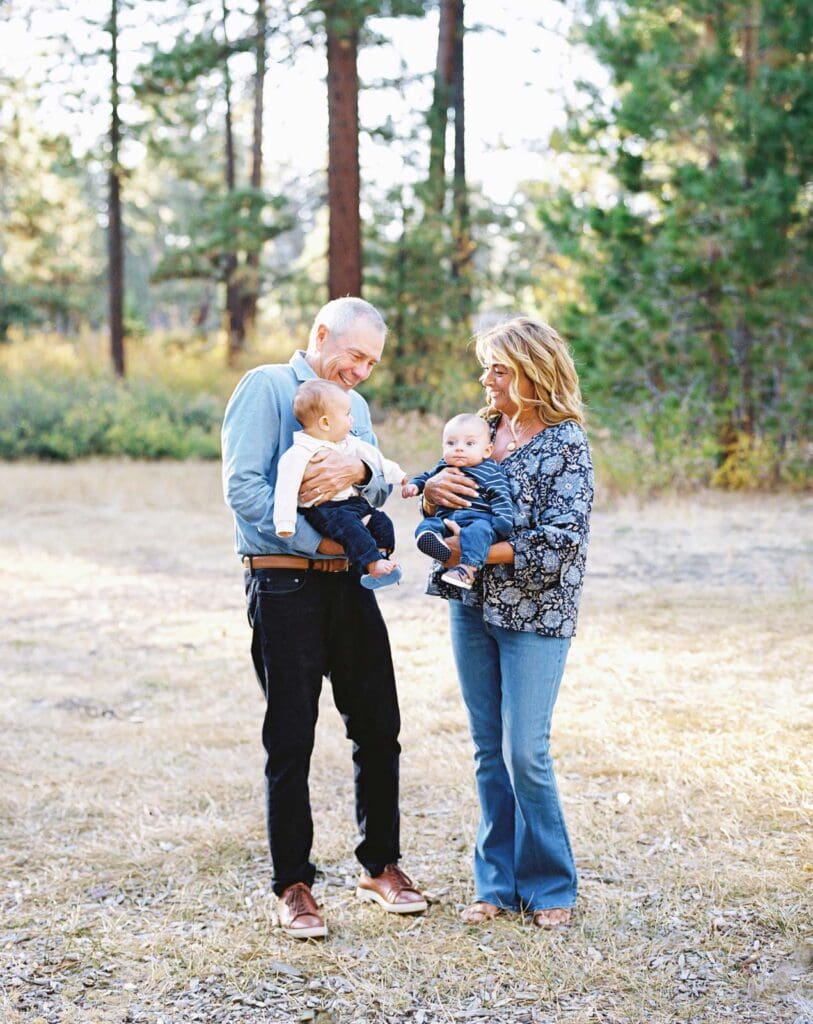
top-left (221, 367), bottom-right (323, 557)
top-left (350, 437), bottom-right (406, 494)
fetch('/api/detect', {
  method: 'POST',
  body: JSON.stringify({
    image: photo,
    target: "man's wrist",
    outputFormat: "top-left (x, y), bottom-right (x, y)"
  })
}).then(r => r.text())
top-left (355, 458), bottom-right (372, 487)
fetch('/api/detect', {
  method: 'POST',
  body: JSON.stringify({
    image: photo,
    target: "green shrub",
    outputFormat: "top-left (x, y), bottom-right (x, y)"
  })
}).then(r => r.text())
top-left (0, 349), bottom-right (808, 486)
top-left (0, 374), bottom-right (222, 460)
top-left (587, 400), bottom-right (811, 496)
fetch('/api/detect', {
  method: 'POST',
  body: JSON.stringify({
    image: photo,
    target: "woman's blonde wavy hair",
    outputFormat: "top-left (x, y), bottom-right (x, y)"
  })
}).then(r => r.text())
top-left (475, 316), bottom-right (585, 428)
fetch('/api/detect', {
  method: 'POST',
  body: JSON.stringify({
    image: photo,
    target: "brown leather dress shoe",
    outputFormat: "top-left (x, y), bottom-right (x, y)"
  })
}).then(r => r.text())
top-left (356, 863), bottom-right (427, 914)
top-left (277, 882), bottom-right (327, 939)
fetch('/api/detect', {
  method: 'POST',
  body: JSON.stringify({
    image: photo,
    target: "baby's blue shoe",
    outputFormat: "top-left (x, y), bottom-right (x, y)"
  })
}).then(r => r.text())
top-left (360, 566), bottom-right (403, 590)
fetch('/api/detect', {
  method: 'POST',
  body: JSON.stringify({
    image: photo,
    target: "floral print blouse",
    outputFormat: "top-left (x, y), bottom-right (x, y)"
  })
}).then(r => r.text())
top-left (426, 417), bottom-right (594, 638)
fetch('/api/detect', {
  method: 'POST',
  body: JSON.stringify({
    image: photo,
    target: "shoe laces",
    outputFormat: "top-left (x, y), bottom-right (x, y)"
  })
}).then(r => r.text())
top-left (285, 883), bottom-right (314, 917)
top-left (383, 863), bottom-right (414, 892)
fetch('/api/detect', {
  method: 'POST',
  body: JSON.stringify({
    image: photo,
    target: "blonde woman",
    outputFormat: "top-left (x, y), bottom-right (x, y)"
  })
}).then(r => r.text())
top-left (422, 317), bottom-right (594, 929)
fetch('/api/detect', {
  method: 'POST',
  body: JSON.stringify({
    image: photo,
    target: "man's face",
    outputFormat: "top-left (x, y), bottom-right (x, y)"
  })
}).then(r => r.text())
top-left (312, 322), bottom-right (385, 391)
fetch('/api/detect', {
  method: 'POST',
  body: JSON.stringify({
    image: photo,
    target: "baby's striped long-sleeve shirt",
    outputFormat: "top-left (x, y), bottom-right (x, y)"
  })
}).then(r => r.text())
top-left (408, 458), bottom-right (514, 539)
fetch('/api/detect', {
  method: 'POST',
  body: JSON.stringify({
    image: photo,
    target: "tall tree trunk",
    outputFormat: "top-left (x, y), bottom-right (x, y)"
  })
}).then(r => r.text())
top-left (325, 5), bottom-right (362, 299)
top-left (736, 1), bottom-right (761, 439)
top-left (221, 0), bottom-right (245, 366)
top-left (426, 0), bottom-right (457, 213)
top-left (450, 0), bottom-right (471, 320)
top-left (250, 0), bottom-right (266, 194)
top-left (702, 11), bottom-right (735, 461)
top-left (108, 0), bottom-right (125, 377)
top-left (391, 197), bottom-right (409, 391)
top-left (242, 0), bottom-right (266, 330)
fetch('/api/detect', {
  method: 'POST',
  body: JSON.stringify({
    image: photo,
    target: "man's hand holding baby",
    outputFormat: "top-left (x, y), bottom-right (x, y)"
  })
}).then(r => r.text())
top-left (299, 450), bottom-right (368, 505)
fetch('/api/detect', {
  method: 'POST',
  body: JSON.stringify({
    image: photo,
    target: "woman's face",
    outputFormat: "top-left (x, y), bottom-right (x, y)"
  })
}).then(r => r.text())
top-left (481, 350), bottom-right (534, 417)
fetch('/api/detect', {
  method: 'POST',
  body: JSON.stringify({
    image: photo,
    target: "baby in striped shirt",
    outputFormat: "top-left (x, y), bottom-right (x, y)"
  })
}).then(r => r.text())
top-left (402, 414), bottom-right (513, 590)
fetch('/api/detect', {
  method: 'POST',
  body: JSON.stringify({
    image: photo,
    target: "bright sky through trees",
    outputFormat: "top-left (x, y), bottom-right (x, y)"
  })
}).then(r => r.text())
top-left (4, 0), bottom-right (598, 203)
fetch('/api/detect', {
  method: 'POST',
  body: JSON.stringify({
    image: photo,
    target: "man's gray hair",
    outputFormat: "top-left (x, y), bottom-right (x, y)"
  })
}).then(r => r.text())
top-left (308, 297), bottom-right (387, 348)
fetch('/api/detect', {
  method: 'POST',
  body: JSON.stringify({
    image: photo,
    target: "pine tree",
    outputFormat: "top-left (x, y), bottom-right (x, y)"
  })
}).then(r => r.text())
top-left (547, 0), bottom-right (813, 479)
top-left (107, 0), bottom-right (125, 375)
top-left (135, 0), bottom-right (292, 364)
top-left (311, 0), bottom-right (428, 299)
top-left (365, 0), bottom-right (475, 410)
top-left (0, 85), bottom-right (100, 339)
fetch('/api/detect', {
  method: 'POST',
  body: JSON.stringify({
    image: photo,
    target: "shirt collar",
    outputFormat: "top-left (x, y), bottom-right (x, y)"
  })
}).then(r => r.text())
top-left (294, 431), bottom-right (341, 452)
top-left (290, 350), bottom-right (317, 382)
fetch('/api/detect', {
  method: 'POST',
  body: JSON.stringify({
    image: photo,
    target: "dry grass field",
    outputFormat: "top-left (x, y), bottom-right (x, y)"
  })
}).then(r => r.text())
top-left (1, 458), bottom-right (811, 1024)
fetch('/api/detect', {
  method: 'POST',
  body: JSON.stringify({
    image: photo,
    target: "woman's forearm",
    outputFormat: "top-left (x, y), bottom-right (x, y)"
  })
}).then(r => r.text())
top-left (486, 541), bottom-right (514, 564)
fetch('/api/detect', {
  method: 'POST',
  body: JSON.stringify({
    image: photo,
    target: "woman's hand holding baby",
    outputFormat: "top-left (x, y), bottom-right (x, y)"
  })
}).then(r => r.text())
top-left (422, 467), bottom-right (479, 511)
top-left (439, 519), bottom-right (462, 566)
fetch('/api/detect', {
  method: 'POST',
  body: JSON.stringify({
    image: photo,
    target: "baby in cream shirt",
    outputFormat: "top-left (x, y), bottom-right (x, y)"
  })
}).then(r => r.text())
top-left (274, 379), bottom-right (407, 589)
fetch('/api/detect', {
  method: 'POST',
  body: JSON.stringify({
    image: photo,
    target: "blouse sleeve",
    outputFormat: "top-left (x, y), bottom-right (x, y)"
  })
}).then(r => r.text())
top-left (510, 429), bottom-right (594, 578)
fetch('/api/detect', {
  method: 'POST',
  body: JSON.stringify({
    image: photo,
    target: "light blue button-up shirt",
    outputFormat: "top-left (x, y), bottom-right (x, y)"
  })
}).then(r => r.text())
top-left (221, 350), bottom-right (389, 559)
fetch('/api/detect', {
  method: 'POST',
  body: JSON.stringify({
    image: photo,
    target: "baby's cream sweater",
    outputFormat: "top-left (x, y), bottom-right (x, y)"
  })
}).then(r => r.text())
top-left (274, 431), bottom-right (406, 536)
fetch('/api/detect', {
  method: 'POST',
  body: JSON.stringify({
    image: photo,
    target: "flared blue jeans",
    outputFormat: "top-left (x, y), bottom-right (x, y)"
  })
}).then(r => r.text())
top-left (449, 601), bottom-right (577, 912)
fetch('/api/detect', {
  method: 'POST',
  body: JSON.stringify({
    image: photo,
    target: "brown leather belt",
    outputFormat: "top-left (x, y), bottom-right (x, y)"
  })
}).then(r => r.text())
top-left (242, 554), bottom-right (351, 573)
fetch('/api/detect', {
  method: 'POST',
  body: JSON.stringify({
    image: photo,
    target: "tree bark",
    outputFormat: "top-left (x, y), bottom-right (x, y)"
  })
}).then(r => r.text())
top-left (221, 0), bottom-right (245, 366)
top-left (426, 0), bottom-right (457, 213)
top-left (242, 0), bottom-right (267, 330)
top-left (737, 1), bottom-right (761, 438)
top-left (325, 6), bottom-right (362, 299)
top-left (451, 0), bottom-right (471, 318)
top-left (702, 11), bottom-right (735, 461)
top-left (108, 0), bottom-right (125, 377)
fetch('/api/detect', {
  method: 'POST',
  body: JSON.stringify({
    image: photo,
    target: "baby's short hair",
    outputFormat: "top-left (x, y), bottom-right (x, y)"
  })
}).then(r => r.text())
top-left (443, 413), bottom-right (490, 438)
top-left (293, 379), bottom-right (346, 427)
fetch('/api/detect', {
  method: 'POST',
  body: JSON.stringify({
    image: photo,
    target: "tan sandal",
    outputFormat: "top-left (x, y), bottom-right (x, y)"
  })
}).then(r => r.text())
top-left (532, 907), bottom-right (572, 929)
top-left (461, 901), bottom-right (502, 925)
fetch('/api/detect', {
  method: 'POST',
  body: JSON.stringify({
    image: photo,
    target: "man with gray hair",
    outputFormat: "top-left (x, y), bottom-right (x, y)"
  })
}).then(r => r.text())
top-left (222, 297), bottom-right (426, 939)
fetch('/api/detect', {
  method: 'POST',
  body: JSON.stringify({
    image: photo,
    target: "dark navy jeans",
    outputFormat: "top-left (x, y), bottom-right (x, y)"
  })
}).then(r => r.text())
top-left (245, 566), bottom-right (401, 895)
top-left (304, 496), bottom-right (395, 573)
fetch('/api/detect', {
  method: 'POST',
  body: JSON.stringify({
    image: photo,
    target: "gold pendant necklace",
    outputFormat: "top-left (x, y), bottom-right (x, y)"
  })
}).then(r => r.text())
top-left (505, 418), bottom-right (537, 452)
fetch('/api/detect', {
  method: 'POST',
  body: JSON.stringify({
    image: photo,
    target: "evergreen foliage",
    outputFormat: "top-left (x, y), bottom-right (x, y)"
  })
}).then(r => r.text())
top-left (545, 0), bottom-right (812, 481)
top-left (134, 1), bottom-right (295, 359)
top-left (365, 194), bottom-right (469, 412)
top-left (1, 0), bottom-right (810, 483)
top-left (364, 185), bottom-right (500, 414)
top-left (0, 87), bottom-right (101, 338)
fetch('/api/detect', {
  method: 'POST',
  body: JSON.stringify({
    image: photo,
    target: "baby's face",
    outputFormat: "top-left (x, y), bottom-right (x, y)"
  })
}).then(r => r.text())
top-left (443, 424), bottom-right (492, 467)
top-left (321, 393), bottom-right (354, 443)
